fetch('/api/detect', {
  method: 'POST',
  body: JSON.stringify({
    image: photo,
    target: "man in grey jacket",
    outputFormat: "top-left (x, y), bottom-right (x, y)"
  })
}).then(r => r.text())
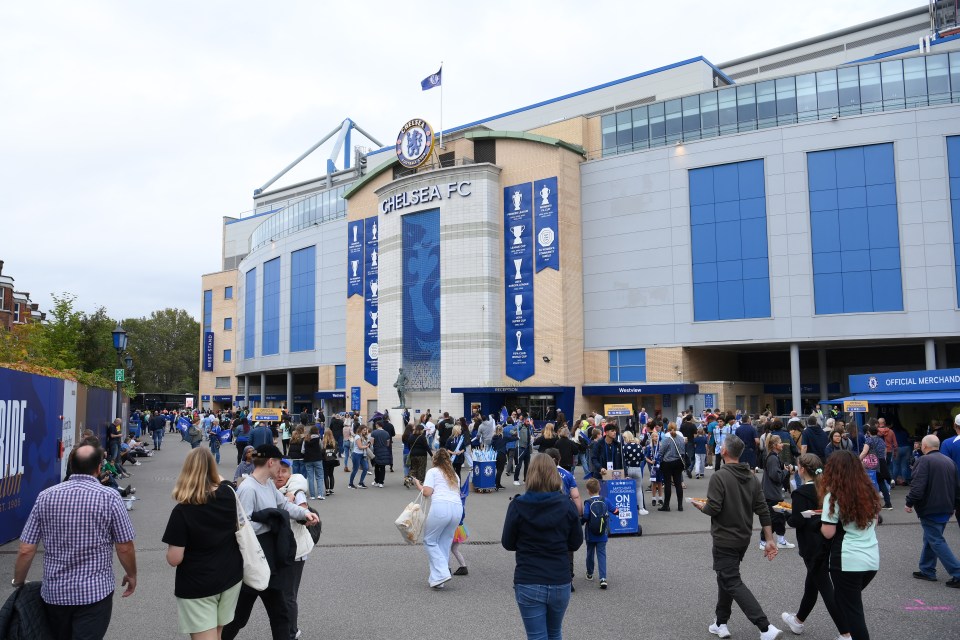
top-left (905, 435), bottom-right (960, 587)
top-left (692, 434), bottom-right (783, 640)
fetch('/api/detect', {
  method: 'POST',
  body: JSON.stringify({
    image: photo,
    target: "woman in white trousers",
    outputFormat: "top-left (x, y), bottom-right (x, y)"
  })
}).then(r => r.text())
top-left (412, 448), bottom-right (464, 588)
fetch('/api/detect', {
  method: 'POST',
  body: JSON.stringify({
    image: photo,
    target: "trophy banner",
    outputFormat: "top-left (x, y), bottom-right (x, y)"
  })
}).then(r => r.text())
top-left (347, 219), bottom-right (364, 298)
top-left (504, 182), bottom-right (534, 381)
top-left (364, 215), bottom-right (379, 386)
top-left (534, 176), bottom-right (559, 272)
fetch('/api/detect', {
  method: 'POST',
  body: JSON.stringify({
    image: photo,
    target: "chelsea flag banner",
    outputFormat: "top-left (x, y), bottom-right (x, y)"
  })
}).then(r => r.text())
top-left (421, 67), bottom-right (442, 91)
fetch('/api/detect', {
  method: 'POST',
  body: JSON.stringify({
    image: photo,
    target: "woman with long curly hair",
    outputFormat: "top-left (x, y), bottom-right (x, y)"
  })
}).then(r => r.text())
top-left (818, 450), bottom-right (880, 640)
top-left (412, 448), bottom-right (464, 589)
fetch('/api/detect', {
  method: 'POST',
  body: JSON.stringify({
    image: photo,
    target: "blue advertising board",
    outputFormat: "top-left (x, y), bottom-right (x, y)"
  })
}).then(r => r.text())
top-left (350, 386), bottom-right (361, 412)
top-left (347, 219), bottom-right (364, 298)
top-left (0, 368), bottom-right (65, 544)
top-left (203, 331), bottom-right (214, 371)
top-left (364, 216), bottom-right (379, 386)
top-left (534, 176), bottom-right (559, 272)
top-left (601, 478), bottom-right (640, 535)
top-left (704, 393), bottom-right (716, 409)
top-left (849, 368), bottom-right (960, 394)
top-left (505, 182), bottom-right (534, 381)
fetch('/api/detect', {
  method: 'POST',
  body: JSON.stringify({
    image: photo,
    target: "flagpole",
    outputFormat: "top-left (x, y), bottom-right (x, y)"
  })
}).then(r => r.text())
top-left (439, 62), bottom-right (444, 150)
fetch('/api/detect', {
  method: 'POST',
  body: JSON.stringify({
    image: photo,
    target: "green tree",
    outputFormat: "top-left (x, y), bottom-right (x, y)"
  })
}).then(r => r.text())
top-left (31, 293), bottom-right (84, 369)
top-left (77, 306), bottom-right (118, 378)
top-left (124, 308), bottom-right (200, 394)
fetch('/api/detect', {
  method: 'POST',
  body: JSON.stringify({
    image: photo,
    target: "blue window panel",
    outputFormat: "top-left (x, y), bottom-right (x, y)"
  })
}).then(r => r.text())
top-left (224, 317), bottom-right (232, 331)
top-left (616, 365), bottom-right (646, 382)
top-left (841, 249), bottom-right (871, 272)
top-left (950, 179), bottom-right (960, 202)
top-left (713, 164), bottom-right (740, 202)
top-left (617, 349), bottom-right (646, 366)
top-left (841, 271), bottom-right (873, 313)
top-left (244, 268), bottom-right (256, 359)
top-left (608, 350), bottom-right (618, 368)
top-left (715, 201), bottom-right (740, 222)
top-left (814, 273), bottom-right (844, 314)
top-left (949, 137), bottom-right (960, 307)
top-left (262, 257), bottom-right (280, 356)
top-left (290, 246), bottom-right (316, 352)
top-left (866, 183), bottom-right (897, 207)
top-left (716, 260), bottom-right (743, 282)
top-left (867, 205), bottom-right (900, 248)
top-left (693, 282), bottom-right (719, 321)
top-left (224, 286), bottom-right (233, 300)
top-left (863, 143), bottom-right (895, 185)
top-left (807, 151), bottom-right (837, 191)
top-left (739, 197), bottom-right (766, 220)
top-left (870, 247), bottom-right (901, 271)
top-left (691, 203), bottom-right (715, 226)
top-left (740, 218), bottom-right (768, 258)
top-left (871, 270), bottom-right (903, 311)
top-left (809, 190), bottom-right (838, 212)
top-left (691, 224), bottom-right (716, 263)
top-left (689, 169), bottom-right (714, 206)
top-left (810, 210), bottom-right (840, 248)
top-left (693, 262), bottom-right (718, 283)
top-left (839, 208), bottom-right (870, 250)
top-left (202, 290), bottom-right (212, 333)
top-left (813, 252), bottom-right (842, 274)
top-left (715, 220), bottom-right (740, 247)
top-left (948, 137), bottom-right (960, 176)
top-left (738, 160), bottom-right (765, 199)
top-left (334, 364), bottom-right (346, 389)
top-left (742, 278), bottom-right (771, 318)
top-left (837, 186), bottom-right (866, 209)
top-left (741, 257), bottom-right (769, 280)
top-left (717, 280), bottom-right (745, 320)
top-left (835, 147), bottom-right (866, 188)
top-left (223, 349), bottom-right (232, 363)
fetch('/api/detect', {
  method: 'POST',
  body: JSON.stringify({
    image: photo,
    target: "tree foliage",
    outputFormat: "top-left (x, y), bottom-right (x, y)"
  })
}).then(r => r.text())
top-left (123, 308), bottom-right (200, 394)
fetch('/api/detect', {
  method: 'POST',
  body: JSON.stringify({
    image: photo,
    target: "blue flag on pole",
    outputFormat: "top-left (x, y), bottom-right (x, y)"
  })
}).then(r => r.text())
top-left (421, 67), bottom-right (442, 91)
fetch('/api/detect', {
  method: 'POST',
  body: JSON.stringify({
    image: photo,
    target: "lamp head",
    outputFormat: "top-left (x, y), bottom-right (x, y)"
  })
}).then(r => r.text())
top-left (112, 323), bottom-right (127, 351)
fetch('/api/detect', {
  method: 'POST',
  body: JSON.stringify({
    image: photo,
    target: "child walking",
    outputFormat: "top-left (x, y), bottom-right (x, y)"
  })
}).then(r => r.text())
top-left (450, 476), bottom-right (471, 576)
top-left (581, 478), bottom-right (618, 589)
top-left (644, 432), bottom-right (663, 506)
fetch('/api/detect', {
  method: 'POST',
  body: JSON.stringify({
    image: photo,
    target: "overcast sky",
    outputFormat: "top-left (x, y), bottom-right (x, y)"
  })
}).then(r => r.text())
top-left (0, 0), bottom-right (921, 321)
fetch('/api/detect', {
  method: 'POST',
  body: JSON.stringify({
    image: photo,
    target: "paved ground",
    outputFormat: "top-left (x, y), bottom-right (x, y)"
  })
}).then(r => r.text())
top-left (2, 439), bottom-right (959, 639)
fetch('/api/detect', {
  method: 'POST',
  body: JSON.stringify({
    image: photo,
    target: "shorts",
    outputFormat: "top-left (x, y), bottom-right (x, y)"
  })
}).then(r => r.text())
top-left (176, 580), bottom-right (242, 634)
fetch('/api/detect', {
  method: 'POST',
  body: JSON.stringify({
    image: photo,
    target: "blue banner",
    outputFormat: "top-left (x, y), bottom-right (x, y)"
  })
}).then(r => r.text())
top-left (534, 176), bottom-right (559, 272)
top-left (849, 368), bottom-right (960, 394)
top-left (364, 216), bottom-right (379, 386)
top-left (402, 209), bottom-right (441, 390)
top-left (347, 219), bottom-right (364, 298)
top-left (350, 386), bottom-right (361, 412)
top-left (203, 331), bottom-right (214, 371)
top-left (601, 478), bottom-right (639, 535)
top-left (0, 368), bottom-right (65, 544)
top-left (704, 393), bottom-right (716, 409)
top-left (505, 183), bottom-right (535, 381)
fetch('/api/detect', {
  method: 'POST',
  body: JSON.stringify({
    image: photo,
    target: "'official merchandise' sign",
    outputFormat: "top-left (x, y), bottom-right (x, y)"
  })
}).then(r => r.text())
top-left (250, 408), bottom-right (282, 422)
top-left (850, 368), bottom-right (960, 394)
top-left (364, 216), bottom-right (379, 386)
top-left (505, 182), bottom-right (535, 381)
top-left (604, 403), bottom-right (633, 416)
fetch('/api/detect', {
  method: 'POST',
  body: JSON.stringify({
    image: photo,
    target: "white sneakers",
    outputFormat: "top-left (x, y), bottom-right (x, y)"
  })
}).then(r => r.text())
top-left (777, 540), bottom-right (796, 549)
top-left (638, 508), bottom-right (650, 515)
top-left (709, 621), bottom-right (731, 638)
top-left (514, 480), bottom-right (522, 486)
top-left (760, 624), bottom-right (783, 640)
top-left (781, 612), bottom-right (804, 634)
top-left (711, 621), bottom-right (783, 639)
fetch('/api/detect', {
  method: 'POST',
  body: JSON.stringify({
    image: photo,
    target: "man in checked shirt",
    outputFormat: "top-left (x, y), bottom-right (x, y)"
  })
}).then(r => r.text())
top-left (12, 443), bottom-right (137, 640)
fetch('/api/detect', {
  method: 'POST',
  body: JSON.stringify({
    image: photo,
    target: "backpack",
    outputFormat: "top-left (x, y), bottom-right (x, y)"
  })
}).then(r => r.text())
top-left (587, 499), bottom-right (609, 536)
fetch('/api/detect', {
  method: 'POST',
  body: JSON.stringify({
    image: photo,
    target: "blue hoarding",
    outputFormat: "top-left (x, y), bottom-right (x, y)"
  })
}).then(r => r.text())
top-left (505, 182), bottom-right (534, 381)
top-left (0, 368), bottom-right (65, 544)
top-left (534, 176), bottom-right (559, 272)
top-left (203, 331), bottom-right (214, 371)
top-left (347, 219), bottom-right (364, 298)
top-left (402, 209), bottom-right (441, 390)
top-left (364, 216), bottom-right (379, 386)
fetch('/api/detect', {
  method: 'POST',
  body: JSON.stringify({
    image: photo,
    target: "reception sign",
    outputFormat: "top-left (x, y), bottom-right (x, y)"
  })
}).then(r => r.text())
top-left (364, 216), bottom-right (379, 386)
top-left (505, 182), bottom-right (534, 381)
top-left (534, 176), bottom-right (559, 272)
top-left (347, 219), bottom-right (364, 298)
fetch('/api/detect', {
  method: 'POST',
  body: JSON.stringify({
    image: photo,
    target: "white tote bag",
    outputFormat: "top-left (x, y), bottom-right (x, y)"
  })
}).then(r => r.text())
top-left (394, 491), bottom-right (430, 544)
top-left (231, 486), bottom-right (271, 590)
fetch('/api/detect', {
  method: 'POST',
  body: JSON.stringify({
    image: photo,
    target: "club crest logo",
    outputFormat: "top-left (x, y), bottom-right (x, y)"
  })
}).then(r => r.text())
top-left (868, 376), bottom-right (878, 390)
top-left (484, 465), bottom-right (494, 476)
top-left (396, 119), bottom-right (435, 169)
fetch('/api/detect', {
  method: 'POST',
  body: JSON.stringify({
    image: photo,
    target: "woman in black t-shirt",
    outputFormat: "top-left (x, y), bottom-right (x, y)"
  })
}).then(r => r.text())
top-left (163, 448), bottom-right (243, 639)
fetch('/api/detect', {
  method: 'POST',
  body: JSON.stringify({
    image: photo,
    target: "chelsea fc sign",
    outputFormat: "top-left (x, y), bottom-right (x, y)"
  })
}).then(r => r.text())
top-left (396, 119), bottom-right (435, 169)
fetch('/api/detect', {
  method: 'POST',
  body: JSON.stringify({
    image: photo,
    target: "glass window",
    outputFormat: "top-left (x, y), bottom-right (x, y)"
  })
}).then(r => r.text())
top-left (776, 76), bottom-right (797, 124)
top-left (859, 63), bottom-right (882, 112)
top-left (224, 286), bottom-right (233, 299)
top-left (718, 87), bottom-right (737, 135)
top-left (700, 91), bottom-right (719, 138)
top-left (616, 110), bottom-right (632, 153)
top-left (756, 80), bottom-right (777, 128)
top-left (601, 114), bottom-right (616, 156)
top-left (796, 73), bottom-right (817, 121)
top-left (737, 84), bottom-right (757, 131)
top-left (880, 60), bottom-right (905, 110)
top-left (682, 94), bottom-right (701, 140)
top-left (224, 317), bottom-right (233, 331)
top-left (927, 54), bottom-right (950, 104)
top-left (335, 364), bottom-right (346, 390)
top-left (665, 98), bottom-right (682, 143)
top-left (609, 349), bottom-right (646, 382)
top-left (244, 268), bottom-right (256, 359)
top-left (838, 66), bottom-right (861, 115)
top-left (951, 52), bottom-right (960, 102)
top-left (903, 57), bottom-right (927, 108)
top-left (215, 377), bottom-right (231, 389)
top-left (202, 290), bottom-right (212, 333)
top-left (648, 102), bottom-right (666, 147)
top-left (290, 246), bottom-right (316, 352)
top-left (816, 70), bottom-right (838, 118)
top-left (631, 106), bottom-right (649, 150)
top-left (262, 258), bottom-right (280, 356)
top-left (223, 349), bottom-right (232, 363)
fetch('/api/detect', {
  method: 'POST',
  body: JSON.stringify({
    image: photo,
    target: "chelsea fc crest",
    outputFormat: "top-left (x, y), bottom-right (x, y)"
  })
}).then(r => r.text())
top-left (396, 119), bottom-right (436, 169)
top-left (867, 376), bottom-right (878, 390)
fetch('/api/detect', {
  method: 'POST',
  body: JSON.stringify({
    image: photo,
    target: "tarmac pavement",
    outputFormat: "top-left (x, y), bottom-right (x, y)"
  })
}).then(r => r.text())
top-left (2, 439), bottom-right (959, 639)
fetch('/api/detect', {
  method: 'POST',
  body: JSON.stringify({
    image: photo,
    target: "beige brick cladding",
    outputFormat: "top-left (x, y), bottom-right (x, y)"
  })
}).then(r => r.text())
top-left (199, 269), bottom-right (239, 406)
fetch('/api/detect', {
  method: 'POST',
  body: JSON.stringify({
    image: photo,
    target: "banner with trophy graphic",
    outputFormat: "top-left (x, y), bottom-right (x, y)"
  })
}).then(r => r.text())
top-left (505, 182), bottom-right (535, 381)
top-left (534, 176), bottom-right (559, 272)
top-left (347, 219), bottom-right (364, 298)
top-left (364, 215), bottom-right (379, 386)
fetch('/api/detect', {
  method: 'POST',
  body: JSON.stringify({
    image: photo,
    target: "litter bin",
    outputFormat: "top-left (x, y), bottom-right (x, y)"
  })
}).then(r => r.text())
top-left (601, 478), bottom-right (641, 536)
top-left (472, 460), bottom-right (496, 492)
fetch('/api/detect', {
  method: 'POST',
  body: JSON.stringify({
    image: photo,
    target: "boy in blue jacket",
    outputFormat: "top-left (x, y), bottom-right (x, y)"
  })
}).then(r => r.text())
top-left (581, 478), bottom-right (618, 589)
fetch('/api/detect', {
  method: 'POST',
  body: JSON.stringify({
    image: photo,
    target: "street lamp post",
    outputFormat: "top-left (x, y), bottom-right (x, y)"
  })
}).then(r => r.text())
top-left (112, 323), bottom-right (131, 438)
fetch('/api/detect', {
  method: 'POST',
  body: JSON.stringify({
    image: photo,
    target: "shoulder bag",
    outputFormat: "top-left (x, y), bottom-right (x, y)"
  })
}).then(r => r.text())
top-left (364, 437), bottom-right (376, 461)
top-left (670, 434), bottom-right (690, 468)
top-left (230, 486), bottom-right (270, 591)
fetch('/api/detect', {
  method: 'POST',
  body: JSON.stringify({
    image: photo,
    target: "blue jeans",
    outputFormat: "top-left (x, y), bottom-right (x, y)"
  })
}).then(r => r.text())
top-left (342, 440), bottom-right (353, 465)
top-left (423, 500), bottom-right (461, 586)
top-left (578, 453), bottom-right (590, 479)
top-left (292, 459), bottom-right (305, 477)
top-left (895, 446), bottom-right (912, 482)
top-left (919, 518), bottom-right (960, 579)
top-left (349, 453), bottom-right (368, 485)
top-left (514, 583), bottom-right (571, 640)
top-left (210, 446), bottom-right (220, 464)
top-left (586, 541), bottom-right (607, 580)
top-left (866, 469), bottom-right (891, 506)
top-left (305, 461), bottom-right (324, 498)
top-left (402, 448), bottom-right (410, 477)
top-left (152, 429), bottom-right (163, 449)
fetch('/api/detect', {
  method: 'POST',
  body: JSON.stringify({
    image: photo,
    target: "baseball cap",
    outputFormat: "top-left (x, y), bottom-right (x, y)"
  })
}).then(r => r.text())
top-left (280, 458), bottom-right (292, 467)
top-left (254, 444), bottom-right (284, 459)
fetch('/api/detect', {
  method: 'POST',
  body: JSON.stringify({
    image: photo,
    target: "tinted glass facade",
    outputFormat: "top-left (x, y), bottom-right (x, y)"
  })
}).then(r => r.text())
top-left (948, 135), bottom-right (960, 308)
top-left (808, 143), bottom-right (903, 314)
top-left (335, 364), bottom-right (346, 389)
top-left (290, 246), bottom-right (316, 352)
top-left (262, 258), bottom-right (281, 355)
top-left (243, 268), bottom-right (256, 359)
top-left (225, 286), bottom-right (233, 299)
top-left (202, 289), bottom-right (213, 333)
top-left (250, 184), bottom-right (349, 251)
top-left (609, 349), bottom-right (646, 382)
top-left (689, 159), bottom-right (771, 321)
top-left (223, 349), bottom-right (232, 362)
